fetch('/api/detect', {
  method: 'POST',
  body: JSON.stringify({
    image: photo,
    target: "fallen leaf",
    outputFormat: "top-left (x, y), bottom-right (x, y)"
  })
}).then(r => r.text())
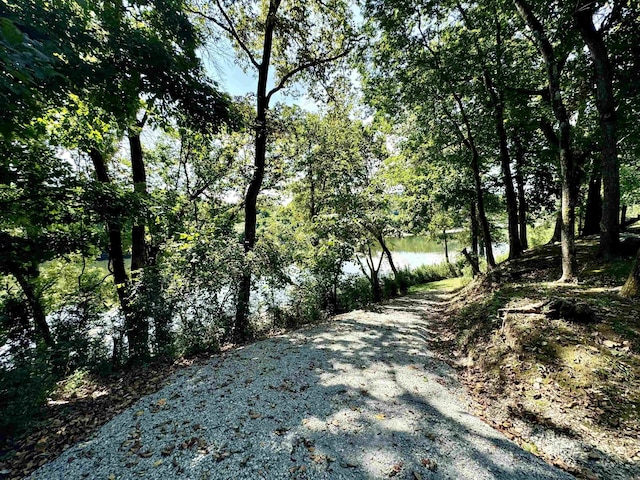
top-left (160, 445), bottom-right (175, 457)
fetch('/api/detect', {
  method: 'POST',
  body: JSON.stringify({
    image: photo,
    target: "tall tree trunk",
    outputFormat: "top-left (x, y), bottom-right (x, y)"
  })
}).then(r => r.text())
top-left (513, 137), bottom-right (529, 249)
top-left (234, 0), bottom-right (281, 343)
top-left (496, 114), bottom-right (522, 259)
top-left (514, 0), bottom-right (578, 281)
top-left (471, 201), bottom-right (479, 259)
top-left (621, 205), bottom-right (627, 227)
top-left (582, 156), bottom-right (602, 236)
top-left (89, 148), bottom-right (148, 363)
top-left (471, 147), bottom-right (496, 269)
top-left (443, 229), bottom-right (450, 264)
top-left (458, 2), bottom-right (520, 259)
top-left (574, 4), bottom-right (619, 258)
top-left (308, 160), bottom-right (316, 220)
top-left (485, 22), bottom-right (521, 259)
top-left (129, 130), bottom-right (148, 272)
top-left (448, 89), bottom-right (495, 269)
top-left (127, 129), bottom-right (150, 362)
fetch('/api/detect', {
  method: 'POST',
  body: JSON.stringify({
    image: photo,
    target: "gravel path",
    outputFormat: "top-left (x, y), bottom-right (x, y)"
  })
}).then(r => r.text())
top-left (31, 291), bottom-right (574, 479)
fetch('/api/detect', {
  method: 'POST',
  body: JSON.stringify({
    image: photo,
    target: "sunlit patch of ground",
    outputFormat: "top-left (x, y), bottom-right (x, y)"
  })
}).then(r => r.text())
top-left (431, 236), bottom-right (640, 479)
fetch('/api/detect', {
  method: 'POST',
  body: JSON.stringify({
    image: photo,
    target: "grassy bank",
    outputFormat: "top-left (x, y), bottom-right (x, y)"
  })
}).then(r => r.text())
top-left (437, 237), bottom-right (640, 479)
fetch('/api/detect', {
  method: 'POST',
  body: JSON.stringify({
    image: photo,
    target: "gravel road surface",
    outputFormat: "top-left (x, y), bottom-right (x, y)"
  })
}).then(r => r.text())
top-left (31, 292), bottom-right (574, 479)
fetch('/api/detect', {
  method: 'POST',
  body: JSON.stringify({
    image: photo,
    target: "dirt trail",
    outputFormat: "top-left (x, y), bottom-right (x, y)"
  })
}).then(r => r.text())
top-left (30, 289), bottom-right (574, 479)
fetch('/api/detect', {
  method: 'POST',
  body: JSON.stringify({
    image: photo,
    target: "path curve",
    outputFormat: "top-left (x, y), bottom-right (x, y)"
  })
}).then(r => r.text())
top-left (31, 290), bottom-right (574, 479)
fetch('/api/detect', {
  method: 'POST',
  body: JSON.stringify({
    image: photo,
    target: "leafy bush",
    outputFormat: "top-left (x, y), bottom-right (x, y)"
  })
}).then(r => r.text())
top-left (336, 275), bottom-right (374, 312)
top-left (382, 276), bottom-right (399, 298)
top-left (0, 355), bottom-right (55, 444)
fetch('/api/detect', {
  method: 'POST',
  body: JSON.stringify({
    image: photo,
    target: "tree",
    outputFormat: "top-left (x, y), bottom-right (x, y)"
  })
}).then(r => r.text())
top-left (573, 1), bottom-right (619, 257)
top-left (192, 0), bottom-right (357, 342)
top-left (362, 1), bottom-right (499, 269)
top-left (512, 0), bottom-right (581, 282)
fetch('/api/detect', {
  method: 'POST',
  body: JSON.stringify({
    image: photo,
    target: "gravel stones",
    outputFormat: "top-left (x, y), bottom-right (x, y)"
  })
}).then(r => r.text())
top-left (30, 297), bottom-right (574, 479)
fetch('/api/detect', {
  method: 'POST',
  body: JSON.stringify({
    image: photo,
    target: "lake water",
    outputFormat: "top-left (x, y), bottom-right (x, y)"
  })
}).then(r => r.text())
top-left (344, 235), bottom-right (508, 275)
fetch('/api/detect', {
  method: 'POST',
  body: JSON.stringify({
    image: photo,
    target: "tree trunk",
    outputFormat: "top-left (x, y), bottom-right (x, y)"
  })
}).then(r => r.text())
top-left (127, 130), bottom-right (150, 362)
top-left (376, 233), bottom-right (398, 277)
top-left (514, 0), bottom-right (578, 281)
top-left (129, 130), bottom-right (148, 272)
top-left (234, 0), bottom-right (281, 343)
top-left (621, 205), bottom-right (627, 227)
top-left (461, 247), bottom-right (480, 276)
top-left (457, 3), bottom-right (520, 259)
top-left (582, 156), bottom-right (602, 236)
top-left (368, 245), bottom-right (383, 302)
top-left (621, 248), bottom-right (640, 298)
top-left (484, 65), bottom-right (522, 259)
top-left (549, 208), bottom-right (562, 244)
top-left (89, 148), bottom-right (148, 363)
top-left (471, 148), bottom-right (496, 268)
top-left (574, 4), bottom-right (619, 258)
top-left (471, 201), bottom-right (479, 259)
top-left (12, 268), bottom-right (55, 349)
top-left (443, 229), bottom-right (450, 264)
top-left (514, 138), bottom-right (529, 249)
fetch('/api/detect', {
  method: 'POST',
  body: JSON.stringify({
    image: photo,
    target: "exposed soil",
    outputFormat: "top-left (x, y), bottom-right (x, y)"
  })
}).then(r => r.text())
top-left (427, 237), bottom-right (640, 480)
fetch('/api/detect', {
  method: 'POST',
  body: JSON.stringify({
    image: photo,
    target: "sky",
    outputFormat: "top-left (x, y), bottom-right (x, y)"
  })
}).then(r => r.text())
top-left (199, 40), bottom-right (321, 111)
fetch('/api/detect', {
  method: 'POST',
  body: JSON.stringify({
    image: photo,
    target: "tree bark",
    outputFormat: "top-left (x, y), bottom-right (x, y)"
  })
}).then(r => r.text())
top-left (376, 233), bottom-right (398, 277)
top-left (621, 205), bottom-right (627, 227)
top-left (457, 3), bottom-right (521, 259)
top-left (514, 0), bottom-right (578, 281)
top-left (443, 229), bottom-right (450, 264)
top-left (548, 208), bottom-right (562, 244)
top-left (234, 0), bottom-right (281, 343)
top-left (461, 247), bottom-right (480, 276)
top-left (129, 130), bottom-right (148, 272)
top-left (89, 148), bottom-right (148, 363)
top-left (574, 4), bottom-right (619, 258)
top-left (582, 156), bottom-right (602, 236)
top-left (471, 147), bottom-right (496, 269)
top-left (485, 27), bottom-right (522, 259)
top-left (513, 136), bottom-right (529, 250)
top-left (448, 90), bottom-right (495, 269)
top-left (471, 201), bottom-right (479, 258)
top-left (127, 129), bottom-right (150, 362)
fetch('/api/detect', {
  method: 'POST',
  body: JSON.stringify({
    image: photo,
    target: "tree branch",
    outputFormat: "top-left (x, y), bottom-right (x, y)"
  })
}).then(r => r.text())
top-left (188, 2), bottom-right (260, 70)
top-left (266, 44), bottom-right (356, 103)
